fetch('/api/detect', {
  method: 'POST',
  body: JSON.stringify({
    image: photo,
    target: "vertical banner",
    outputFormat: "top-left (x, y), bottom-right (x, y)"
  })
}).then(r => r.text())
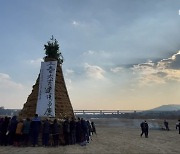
top-left (36, 61), bottom-right (57, 117)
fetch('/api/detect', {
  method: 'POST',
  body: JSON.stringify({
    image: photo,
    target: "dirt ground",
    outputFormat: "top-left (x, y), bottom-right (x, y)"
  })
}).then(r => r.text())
top-left (0, 118), bottom-right (179, 154)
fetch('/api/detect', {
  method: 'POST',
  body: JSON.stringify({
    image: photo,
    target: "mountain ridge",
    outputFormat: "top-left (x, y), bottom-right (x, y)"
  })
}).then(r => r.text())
top-left (149, 104), bottom-right (180, 111)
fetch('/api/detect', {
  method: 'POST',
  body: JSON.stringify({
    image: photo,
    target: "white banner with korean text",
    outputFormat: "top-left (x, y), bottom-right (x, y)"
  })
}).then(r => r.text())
top-left (36, 61), bottom-right (57, 117)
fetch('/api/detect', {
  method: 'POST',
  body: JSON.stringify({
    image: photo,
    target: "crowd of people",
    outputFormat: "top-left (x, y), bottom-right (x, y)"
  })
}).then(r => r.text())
top-left (1, 114), bottom-right (179, 147)
top-left (140, 119), bottom-right (180, 138)
top-left (0, 114), bottom-right (96, 147)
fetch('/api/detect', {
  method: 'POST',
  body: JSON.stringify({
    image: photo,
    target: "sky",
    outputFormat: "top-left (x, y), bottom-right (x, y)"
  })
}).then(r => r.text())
top-left (0, 0), bottom-right (180, 110)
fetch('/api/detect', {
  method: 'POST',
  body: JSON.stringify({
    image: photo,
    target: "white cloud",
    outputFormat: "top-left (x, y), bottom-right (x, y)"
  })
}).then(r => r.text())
top-left (82, 50), bottom-right (114, 68)
top-left (65, 69), bottom-right (74, 83)
top-left (65, 69), bottom-right (74, 74)
top-left (110, 67), bottom-right (123, 73)
top-left (72, 20), bottom-right (80, 26)
top-left (84, 63), bottom-right (105, 80)
top-left (0, 73), bottom-right (24, 90)
top-left (132, 51), bottom-right (180, 86)
top-left (26, 58), bottom-right (43, 66)
top-left (65, 78), bottom-right (73, 90)
top-left (0, 73), bottom-right (10, 80)
top-left (83, 50), bottom-right (112, 57)
top-left (0, 73), bottom-right (29, 109)
top-left (83, 50), bottom-right (95, 55)
top-left (157, 51), bottom-right (180, 70)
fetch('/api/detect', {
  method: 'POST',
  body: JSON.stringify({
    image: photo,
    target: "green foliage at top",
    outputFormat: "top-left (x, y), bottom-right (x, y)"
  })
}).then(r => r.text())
top-left (44, 36), bottom-right (64, 64)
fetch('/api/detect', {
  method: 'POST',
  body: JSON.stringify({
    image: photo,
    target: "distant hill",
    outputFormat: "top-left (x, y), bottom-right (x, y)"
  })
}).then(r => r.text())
top-left (150, 104), bottom-right (180, 111)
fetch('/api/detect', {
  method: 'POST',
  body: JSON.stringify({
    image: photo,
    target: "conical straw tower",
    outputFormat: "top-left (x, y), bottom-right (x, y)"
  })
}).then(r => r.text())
top-left (19, 36), bottom-right (74, 119)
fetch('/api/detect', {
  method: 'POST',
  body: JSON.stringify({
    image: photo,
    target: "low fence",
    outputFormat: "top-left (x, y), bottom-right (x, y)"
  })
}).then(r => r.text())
top-left (74, 110), bottom-right (143, 115)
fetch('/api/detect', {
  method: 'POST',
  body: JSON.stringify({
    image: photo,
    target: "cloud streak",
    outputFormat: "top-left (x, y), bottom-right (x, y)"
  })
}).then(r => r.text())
top-left (26, 58), bottom-right (43, 67)
top-left (132, 51), bottom-right (180, 86)
top-left (0, 73), bottom-right (30, 109)
top-left (0, 73), bottom-right (24, 90)
top-left (110, 67), bottom-right (123, 73)
top-left (84, 63), bottom-right (105, 80)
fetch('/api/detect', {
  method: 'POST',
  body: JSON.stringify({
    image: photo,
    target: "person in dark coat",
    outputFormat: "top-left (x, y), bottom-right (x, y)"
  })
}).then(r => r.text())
top-left (30, 114), bottom-right (41, 147)
top-left (87, 120), bottom-right (92, 141)
top-left (8, 116), bottom-right (18, 145)
top-left (59, 120), bottom-right (65, 145)
top-left (63, 118), bottom-right (70, 145)
top-left (81, 118), bottom-right (88, 146)
top-left (42, 118), bottom-right (50, 146)
top-left (176, 120), bottom-right (180, 134)
top-left (0, 117), bottom-right (9, 146)
top-left (144, 121), bottom-right (149, 138)
top-left (0, 117), bottom-right (3, 144)
top-left (76, 117), bottom-right (83, 143)
top-left (140, 120), bottom-right (149, 138)
top-left (140, 121), bottom-right (145, 137)
top-left (52, 119), bottom-right (60, 146)
top-left (164, 120), bottom-right (169, 131)
top-left (70, 117), bottom-right (76, 144)
top-left (91, 121), bottom-right (96, 135)
top-left (22, 118), bottom-right (31, 146)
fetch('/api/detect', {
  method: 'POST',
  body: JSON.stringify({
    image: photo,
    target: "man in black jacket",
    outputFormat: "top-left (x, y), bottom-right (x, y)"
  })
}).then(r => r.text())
top-left (140, 120), bottom-right (149, 138)
top-left (31, 114), bottom-right (41, 147)
top-left (176, 120), bottom-right (180, 134)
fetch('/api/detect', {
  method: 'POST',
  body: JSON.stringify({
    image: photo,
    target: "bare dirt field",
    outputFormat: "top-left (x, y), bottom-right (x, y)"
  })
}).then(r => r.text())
top-left (0, 118), bottom-right (179, 154)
